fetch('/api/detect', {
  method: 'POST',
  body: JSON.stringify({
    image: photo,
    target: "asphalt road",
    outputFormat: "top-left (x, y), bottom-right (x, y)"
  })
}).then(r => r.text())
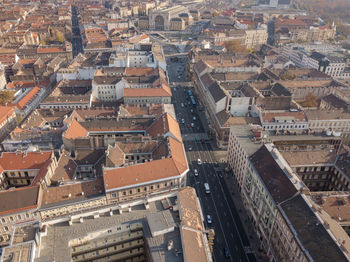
top-left (71, 6), bottom-right (84, 57)
top-left (167, 55), bottom-right (256, 262)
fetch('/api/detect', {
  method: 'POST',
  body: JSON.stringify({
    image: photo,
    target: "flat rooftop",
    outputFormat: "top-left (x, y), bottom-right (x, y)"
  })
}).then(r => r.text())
top-left (280, 149), bottom-right (337, 167)
top-left (230, 125), bottom-right (263, 157)
top-left (36, 198), bottom-right (184, 262)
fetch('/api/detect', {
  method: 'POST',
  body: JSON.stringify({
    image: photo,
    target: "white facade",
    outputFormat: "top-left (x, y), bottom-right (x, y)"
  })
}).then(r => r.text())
top-left (56, 68), bottom-right (96, 82)
top-left (92, 79), bottom-right (128, 102)
top-left (229, 97), bottom-right (252, 117)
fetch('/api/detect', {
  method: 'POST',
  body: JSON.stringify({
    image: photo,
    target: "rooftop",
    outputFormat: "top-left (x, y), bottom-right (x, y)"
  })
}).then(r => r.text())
top-left (250, 145), bottom-right (298, 204)
top-left (0, 186), bottom-right (39, 216)
top-left (280, 149), bottom-right (337, 167)
top-left (281, 194), bottom-right (348, 262)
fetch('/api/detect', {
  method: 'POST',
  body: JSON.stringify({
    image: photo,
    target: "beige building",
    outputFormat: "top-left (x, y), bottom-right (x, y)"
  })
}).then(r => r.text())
top-left (0, 186), bottom-right (40, 247)
top-left (0, 106), bottom-right (16, 142)
top-left (170, 18), bottom-right (185, 31)
top-left (0, 151), bottom-right (57, 190)
top-left (227, 125), bottom-right (350, 261)
top-left (245, 28), bottom-right (268, 49)
top-left (138, 17), bottom-right (149, 30)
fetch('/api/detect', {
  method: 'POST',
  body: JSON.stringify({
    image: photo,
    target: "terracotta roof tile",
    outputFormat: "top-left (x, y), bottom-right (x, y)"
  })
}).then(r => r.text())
top-left (123, 87), bottom-right (172, 97)
top-left (10, 86), bottom-right (40, 110)
top-left (0, 151), bottom-right (52, 171)
top-left (0, 106), bottom-right (15, 124)
top-left (64, 119), bottom-right (88, 139)
top-left (147, 113), bottom-right (182, 142)
top-left (40, 178), bottom-right (105, 208)
top-left (37, 47), bottom-right (65, 53)
top-left (103, 136), bottom-right (187, 190)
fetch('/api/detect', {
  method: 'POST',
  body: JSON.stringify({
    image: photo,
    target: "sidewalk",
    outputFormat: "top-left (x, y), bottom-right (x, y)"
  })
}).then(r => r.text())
top-left (209, 141), bottom-right (267, 262)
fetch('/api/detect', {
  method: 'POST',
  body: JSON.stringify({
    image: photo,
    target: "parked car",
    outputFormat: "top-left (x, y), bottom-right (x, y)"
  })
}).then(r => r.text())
top-left (207, 215), bottom-right (212, 224)
top-left (197, 158), bottom-right (202, 165)
top-left (194, 169), bottom-right (198, 176)
top-left (223, 247), bottom-right (230, 258)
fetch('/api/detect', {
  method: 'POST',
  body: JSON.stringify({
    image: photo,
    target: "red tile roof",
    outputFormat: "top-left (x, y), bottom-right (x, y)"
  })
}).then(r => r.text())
top-left (37, 47), bottom-right (66, 53)
top-left (123, 87), bottom-right (172, 97)
top-left (10, 86), bottom-right (41, 110)
top-left (103, 136), bottom-right (187, 191)
top-left (125, 67), bottom-right (156, 76)
top-left (64, 119), bottom-right (88, 139)
top-left (0, 151), bottom-right (53, 171)
top-left (147, 113), bottom-right (182, 142)
top-left (0, 106), bottom-right (15, 124)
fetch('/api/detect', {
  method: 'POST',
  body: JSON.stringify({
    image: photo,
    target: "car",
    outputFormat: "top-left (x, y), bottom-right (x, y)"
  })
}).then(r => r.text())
top-left (190, 109), bottom-right (193, 113)
top-left (194, 169), bottom-right (198, 176)
top-left (181, 103), bottom-right (184, 107)
top-left (193, 116), bottom-right (196, 120)
top-left (186, 123), bottom-right (190, 128)
top-left (197, 158), bottom-right (202, 165)
top-left (223, 247), bottom-right (230, 258)
top-left (188, 146), bottom-right (193, 151)
top-left (207, 215), bottom-right (212, 224)
top-left (191, 123), bottom-right (195, 127)
top-left (181, 118), bottom-right (185, 124)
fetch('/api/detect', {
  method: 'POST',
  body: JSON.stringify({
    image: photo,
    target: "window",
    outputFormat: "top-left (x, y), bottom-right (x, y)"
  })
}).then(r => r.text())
top-left (111, 193), bottom-right (116, 198)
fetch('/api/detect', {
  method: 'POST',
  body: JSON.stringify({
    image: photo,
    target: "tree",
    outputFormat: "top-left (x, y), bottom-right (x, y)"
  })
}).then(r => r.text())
top-left (299, 93), bottom-right (318, 107)
top-left (224, 40), bottom-right (247, 53)
top-left (280, 71), bottom-right (296, 80)
top-left (0, 90), bottom-right (14, 106)
top-left (55, 31), bottom-right (65, 43)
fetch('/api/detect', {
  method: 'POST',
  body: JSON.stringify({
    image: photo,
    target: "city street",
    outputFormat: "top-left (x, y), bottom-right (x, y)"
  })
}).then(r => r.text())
top-left (167, 54), bottom-right (257, 262)
top-left (71, 6), bottom-right (84, 57)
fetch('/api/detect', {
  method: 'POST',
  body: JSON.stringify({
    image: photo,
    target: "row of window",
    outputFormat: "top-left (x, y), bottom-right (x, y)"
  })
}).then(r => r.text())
top-left (264, 124), bottom-right (306, 130)
top-left (111, 182), bottom-right (174, 198)
top-left (1, 213), bottom-right (31, 226)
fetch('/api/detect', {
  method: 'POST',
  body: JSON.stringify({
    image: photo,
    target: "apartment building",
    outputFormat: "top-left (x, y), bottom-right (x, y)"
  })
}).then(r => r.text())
top-left (0, 106), bottom-right (16, 142)
top-left (9, 86), bottom-right (47, 120)
top-left (0, 151), bottom-right (57, 190)
top-left (245, 28), bottom-right (268, 49)
top-left (227, 131), bottom-right (350, 261)
top-left (0, 186), bottom-right (40, 247)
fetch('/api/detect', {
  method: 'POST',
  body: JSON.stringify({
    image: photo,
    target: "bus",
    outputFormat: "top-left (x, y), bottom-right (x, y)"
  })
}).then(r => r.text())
top-left (190, 96), bottom-right (196, 107)
top-left (204, 183), bottom-right (210, 194)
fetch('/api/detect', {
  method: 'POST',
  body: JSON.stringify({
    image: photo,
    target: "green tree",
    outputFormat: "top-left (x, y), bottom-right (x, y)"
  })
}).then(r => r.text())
top-left (0, 90), bottom-right (14, 106)
top-left (55, 31), bottom-right (65, 43)
top-left (224, 40), bottom-right (247, 53)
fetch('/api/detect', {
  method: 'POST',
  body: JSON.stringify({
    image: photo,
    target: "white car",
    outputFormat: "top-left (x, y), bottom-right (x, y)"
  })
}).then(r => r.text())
top-left (194, 169), bottom-right (198, 176)
top-left (181, 118), bottom-right (185, 124)
top-left (197, 159), bottom-right (202, 165)
top-left (207, 215), bottom-right (212, 224)
top-left (188, 146), bottom-right (193, 151)
top-left (191, 123), bottom-right (195, 127)
top-left (193, 116), bottom-right (196, 120)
